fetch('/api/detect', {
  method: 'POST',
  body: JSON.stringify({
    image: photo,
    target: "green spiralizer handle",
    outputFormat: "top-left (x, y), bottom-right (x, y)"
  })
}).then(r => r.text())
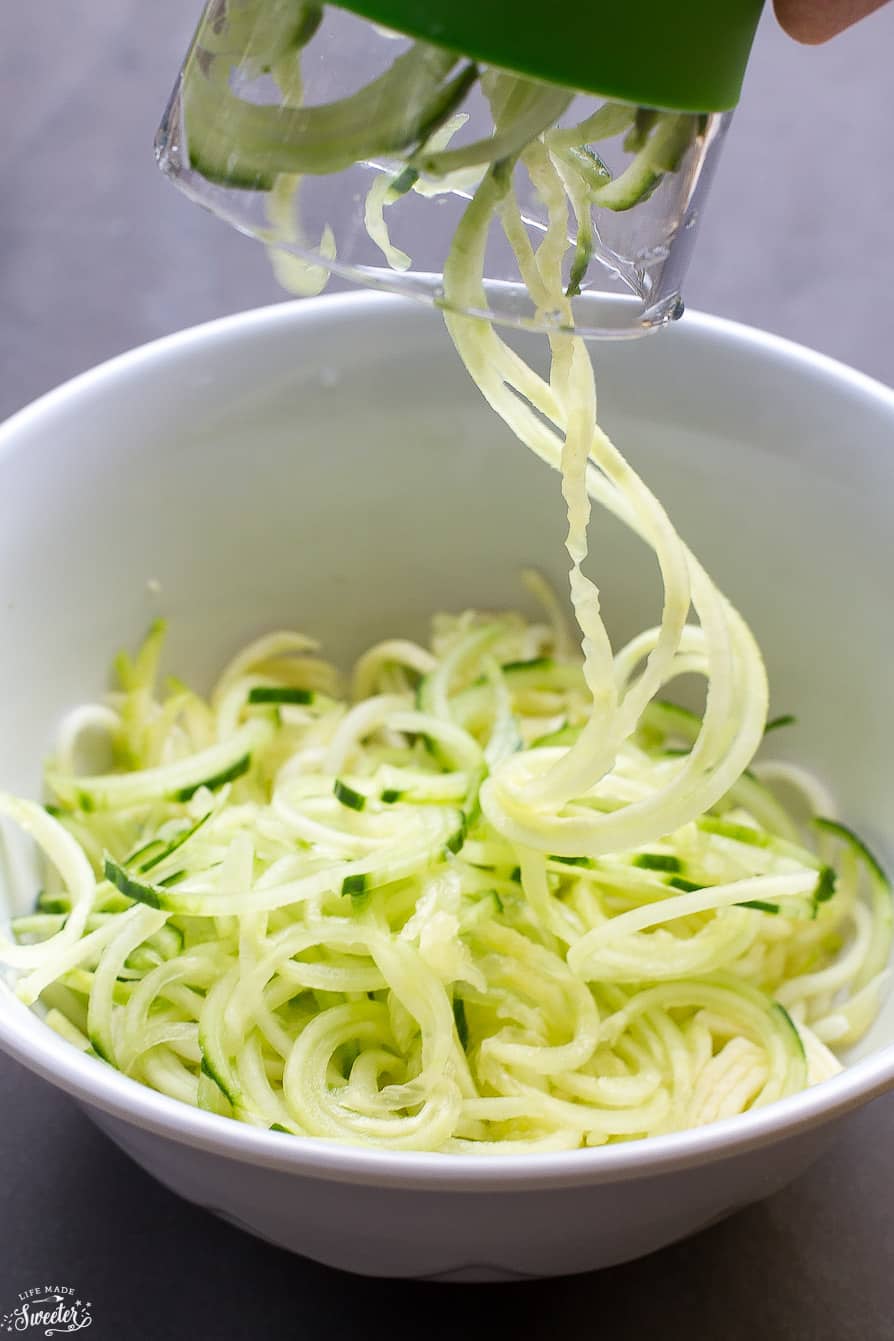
top-left (333, 0), bottom-right (765, 111)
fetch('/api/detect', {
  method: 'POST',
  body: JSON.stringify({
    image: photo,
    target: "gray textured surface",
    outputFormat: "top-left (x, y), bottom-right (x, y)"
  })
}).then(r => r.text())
top-left (2, 2), bottom-right (894, 1335)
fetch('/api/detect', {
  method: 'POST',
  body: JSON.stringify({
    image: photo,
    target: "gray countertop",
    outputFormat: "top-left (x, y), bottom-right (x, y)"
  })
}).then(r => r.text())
top-left (2, 4), bottom-right (893, 1334)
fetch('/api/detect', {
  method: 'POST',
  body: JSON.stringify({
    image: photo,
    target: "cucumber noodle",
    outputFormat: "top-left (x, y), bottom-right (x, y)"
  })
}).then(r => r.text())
top-left (2, 24), bottom-right (893, 1153)
top-left (0, 603), bottom-right (890, 1150)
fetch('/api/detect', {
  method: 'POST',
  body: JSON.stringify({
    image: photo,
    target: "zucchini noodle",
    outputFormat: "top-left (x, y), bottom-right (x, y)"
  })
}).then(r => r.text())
top-left (2, 16), bottom-right (892, 1151)
top-left (0, 601), bottom-right (890, 1150)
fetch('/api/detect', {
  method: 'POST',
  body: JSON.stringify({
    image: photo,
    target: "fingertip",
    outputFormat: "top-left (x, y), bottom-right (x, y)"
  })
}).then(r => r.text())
top-left (773, 0), bottom-right (890, 44)
top-left (773, 0), bottom-right (839, 43)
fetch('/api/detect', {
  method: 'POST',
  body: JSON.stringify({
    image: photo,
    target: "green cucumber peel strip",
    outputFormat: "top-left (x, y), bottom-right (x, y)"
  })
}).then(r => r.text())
top-left (184, 44), bottom-right (473, 187)
top-left (174, 754), bottom-right (251, 803)
top-left (772, 1002), bottom-right (807, 1060)
top-left (764, 714), bottom-right (797, 734)
top-left (500, 657), bottom-right (554, 674)
top-left (594, 113), bottom-right (699, 212)
top-left (248, 686), bottom-right (315, 705)
top-left (453, 997), bottom-right (469, 1049)
top-left (633, 853), bottom-right (682, 873)
top-left (623, 108), bottom-right (659, 154)
top-left (665, 874), bottom-right (822, 918)
top-left (199, 1053), bottom-right (238, 1107)
top-left (814, 817), bottom-right (890, 888)
top-left (413, 76), bottom-right (570, 177)
top-left (47, 719), bottom-right (271, 810)
top-left (333, 780), bottom-right (366, 812)
top-left (698, 816), bottom-right (772, 848)
top-left (37, 891), bottom-right (70, 915)
top-left (139, 812), bottom-right (211, 873)
top-left (104, 856), bottom-right (166, 910)
top-left (668, 876), bottom-right (702, 893)
top-left (444, 814), bottom-right (468, 857)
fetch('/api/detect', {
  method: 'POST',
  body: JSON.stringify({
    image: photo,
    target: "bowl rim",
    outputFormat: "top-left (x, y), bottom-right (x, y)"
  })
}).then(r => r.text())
top-left (1, 290), bottom-right (892, 1193)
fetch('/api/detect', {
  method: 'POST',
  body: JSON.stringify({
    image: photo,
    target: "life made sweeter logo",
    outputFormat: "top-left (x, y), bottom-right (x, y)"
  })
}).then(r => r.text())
top-left (1, 1286), bottom-right (93, 1335)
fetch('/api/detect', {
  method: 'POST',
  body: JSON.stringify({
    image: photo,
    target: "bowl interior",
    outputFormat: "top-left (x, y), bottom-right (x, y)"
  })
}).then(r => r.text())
top-left (1, 293), bottom-right (893, 1066)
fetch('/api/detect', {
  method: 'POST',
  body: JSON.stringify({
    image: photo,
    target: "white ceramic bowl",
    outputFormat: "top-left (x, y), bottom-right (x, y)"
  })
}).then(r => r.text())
top-left (1, 294), bottom-right (892, 1282)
